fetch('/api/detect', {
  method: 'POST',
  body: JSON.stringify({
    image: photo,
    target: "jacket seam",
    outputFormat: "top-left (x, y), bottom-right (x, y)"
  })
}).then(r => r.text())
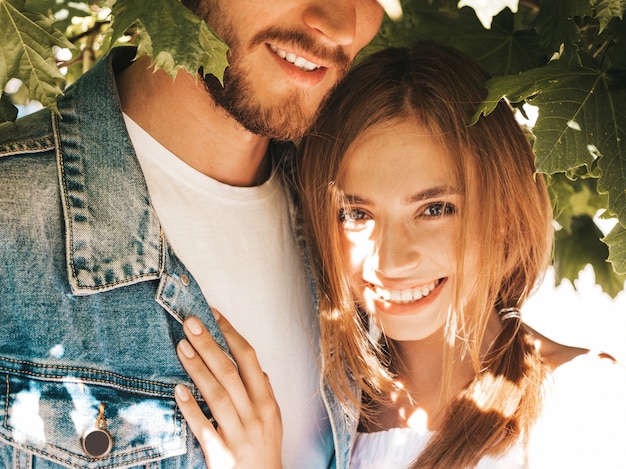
top-left (0, 359), bottom-right (176, 397)
top-left (0, 432), bottom-right (183, 469)
top-left (0, 141), bottom-right (54, 157)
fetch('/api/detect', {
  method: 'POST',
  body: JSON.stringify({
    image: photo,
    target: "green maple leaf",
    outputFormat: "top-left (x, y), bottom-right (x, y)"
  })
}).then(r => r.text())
top-left (555, 215), bottom-right (626, 297)
top-left (24, 0), bottom-right (94, 32)
top-left (595, 87), bottom-right (626, 217)
top-left (548, 172), bottom-right (607, 234)
top-left (547, 173), bottom-right (626, 293)
top-left (372, 0), bottom-right (546, 77)
top-left (475, 8), bottom-right (546, 76)
top-left (474, 60), bottom-right (625, 216)
top-left (0, 0), bottom-right (73, 116)
top-left (105, 0), bottom-right (228, 83)
top-left (533, 0), bottom-right (591, 62)
top-left (603, 222), bottom-right (626, 274)
top-left (0, 92), bottom-right (18, 121)
top-left (473, 62), bottom-right (601, 171)
top-left (593, 0), bottom-right (626, 32)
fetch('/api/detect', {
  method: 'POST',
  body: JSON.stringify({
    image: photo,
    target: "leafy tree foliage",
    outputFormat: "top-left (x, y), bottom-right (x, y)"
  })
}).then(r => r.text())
top-left (1, 0), bottom-right (625, 296)
top-left (0, 0), bottom-right (227, 114)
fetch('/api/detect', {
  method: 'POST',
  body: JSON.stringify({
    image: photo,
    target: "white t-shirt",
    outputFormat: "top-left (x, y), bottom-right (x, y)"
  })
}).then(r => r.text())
top-left (351, 352), bottom-right (626, 468)
top-left (124, 114), bottom-right (332, 469)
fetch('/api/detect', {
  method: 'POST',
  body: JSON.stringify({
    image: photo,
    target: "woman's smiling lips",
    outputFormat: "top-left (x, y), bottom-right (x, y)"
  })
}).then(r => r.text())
top-left (369, 278), bottom-right (445, 305)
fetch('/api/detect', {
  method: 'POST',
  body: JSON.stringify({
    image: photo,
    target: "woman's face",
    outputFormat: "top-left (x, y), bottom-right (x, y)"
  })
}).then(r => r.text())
top-left (338, 118), bottom-right (478, 341)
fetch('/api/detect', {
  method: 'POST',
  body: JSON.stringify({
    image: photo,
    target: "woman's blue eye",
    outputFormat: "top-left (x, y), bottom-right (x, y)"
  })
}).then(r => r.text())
top-left (424, 202), bottom-right (456, 217)
top-left (339, 208), bottom-right (368, 223)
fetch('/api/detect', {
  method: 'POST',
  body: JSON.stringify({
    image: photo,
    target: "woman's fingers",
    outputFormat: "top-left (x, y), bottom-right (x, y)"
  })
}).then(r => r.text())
top-left (181, 315), bottom-right (257, 421)
top-left (176, 313), bottom-right (283, 468)
top-left (174, 384), bottom-right (236, 469)
top-left (207, 310), bottom-right (279, 405)
top-left (176, 336), bottom-right (245, 435)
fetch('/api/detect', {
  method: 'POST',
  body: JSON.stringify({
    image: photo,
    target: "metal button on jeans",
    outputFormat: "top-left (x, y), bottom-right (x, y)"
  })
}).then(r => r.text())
top-left (82, 403), bottom-right (113, 458)
top-left (180, 274), bottom-right (190, 286)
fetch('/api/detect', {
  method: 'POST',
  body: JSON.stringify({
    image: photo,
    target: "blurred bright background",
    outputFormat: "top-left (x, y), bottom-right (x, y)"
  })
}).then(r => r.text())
top-left (525, 266), bottom-right (626, 365)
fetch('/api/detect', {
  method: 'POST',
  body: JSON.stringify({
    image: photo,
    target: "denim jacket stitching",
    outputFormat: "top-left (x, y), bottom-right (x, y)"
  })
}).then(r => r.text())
top-left (3, 375), bottom-right (7, 430)
top-left (0, 138), bottom-right (54, 156)
top-left (0, 358), bottom-right (176, 396)
top-left (2, 425), bottom-right (183, 469)
top-left (2, 423), bottom-right (183, 469)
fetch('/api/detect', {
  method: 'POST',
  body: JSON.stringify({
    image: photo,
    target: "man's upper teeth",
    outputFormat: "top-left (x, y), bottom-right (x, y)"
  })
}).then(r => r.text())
top-left (375, 281), bottom-right (438, 304)
top-left (270, 45), bottom-right (320, 71)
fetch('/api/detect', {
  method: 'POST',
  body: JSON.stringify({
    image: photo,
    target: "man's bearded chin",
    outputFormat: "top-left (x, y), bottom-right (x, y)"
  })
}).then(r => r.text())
top-left (201, 68), bottom-right (321, 141)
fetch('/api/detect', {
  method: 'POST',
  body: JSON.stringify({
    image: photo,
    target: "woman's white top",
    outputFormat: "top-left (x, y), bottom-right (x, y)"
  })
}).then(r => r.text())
top-left (351, 352), bottom-right (626, 468)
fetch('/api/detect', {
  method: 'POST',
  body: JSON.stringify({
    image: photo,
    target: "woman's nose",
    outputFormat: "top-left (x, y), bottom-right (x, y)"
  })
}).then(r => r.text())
top-left (372, 221), bottom-right (420, 277)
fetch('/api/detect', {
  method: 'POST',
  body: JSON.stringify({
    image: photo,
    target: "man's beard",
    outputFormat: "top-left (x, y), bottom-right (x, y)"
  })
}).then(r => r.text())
top-left (202, 62), bottom-right (318, 141)
top-left (182, 0), bottom-right (351, 140)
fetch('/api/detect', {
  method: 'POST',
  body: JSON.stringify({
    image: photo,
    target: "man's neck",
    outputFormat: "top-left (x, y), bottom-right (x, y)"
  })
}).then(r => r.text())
top-left (116, 56), bottom-right (270, 187)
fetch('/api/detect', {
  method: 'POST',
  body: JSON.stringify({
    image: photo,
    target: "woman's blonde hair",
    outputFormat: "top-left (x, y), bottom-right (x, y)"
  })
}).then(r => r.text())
top-left (297, 44), bottom-right (553, 468)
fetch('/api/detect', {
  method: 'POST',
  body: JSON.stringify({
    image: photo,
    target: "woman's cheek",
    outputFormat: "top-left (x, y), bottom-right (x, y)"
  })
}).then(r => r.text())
top-left (344, 229), bottom-right (374, 272)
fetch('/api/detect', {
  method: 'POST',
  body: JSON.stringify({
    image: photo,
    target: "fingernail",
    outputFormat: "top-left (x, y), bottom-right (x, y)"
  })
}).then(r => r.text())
top-left (186, 317), bottom-right (203, 335)
top-left (175, 384), bottom-right (190, 402)
top-left (178, 339), bottom-right (196, 358)
top-left (212, 308), bottom-right (221, 321)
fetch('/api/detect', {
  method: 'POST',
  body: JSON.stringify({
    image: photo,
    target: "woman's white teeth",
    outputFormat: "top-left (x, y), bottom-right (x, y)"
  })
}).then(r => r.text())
top-left (269, 44), bottom-right (321, 71)
top-left (375, 281), bottom-right (438, 304)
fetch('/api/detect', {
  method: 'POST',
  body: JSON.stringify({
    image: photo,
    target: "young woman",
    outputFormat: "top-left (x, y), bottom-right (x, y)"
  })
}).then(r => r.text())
top-left (297, 43), bottom-right (626, 468)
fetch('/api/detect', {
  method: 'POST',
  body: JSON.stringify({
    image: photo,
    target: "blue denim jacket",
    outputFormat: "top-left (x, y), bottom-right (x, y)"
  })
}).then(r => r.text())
top-left (0, 48), bottom-right (352, 468)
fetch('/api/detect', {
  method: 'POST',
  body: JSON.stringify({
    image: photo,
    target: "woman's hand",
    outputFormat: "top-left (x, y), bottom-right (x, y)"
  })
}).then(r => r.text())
top-left (175, 311), bottom-right (282, 469)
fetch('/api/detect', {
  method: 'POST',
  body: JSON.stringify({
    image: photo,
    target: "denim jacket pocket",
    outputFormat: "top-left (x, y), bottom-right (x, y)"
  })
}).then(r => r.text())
top-left (0, 360), bottom-right (186, 469)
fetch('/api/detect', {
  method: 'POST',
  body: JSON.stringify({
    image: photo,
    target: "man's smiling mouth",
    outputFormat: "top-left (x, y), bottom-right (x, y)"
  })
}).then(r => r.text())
top-left (268, 44), bottom-right (322, 72)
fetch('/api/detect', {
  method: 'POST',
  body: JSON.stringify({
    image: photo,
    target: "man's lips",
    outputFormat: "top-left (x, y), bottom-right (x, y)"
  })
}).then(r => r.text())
top-left (267, 43), bottom-right (323, 72)
top-left (268, 44), bottom-right (322, 71)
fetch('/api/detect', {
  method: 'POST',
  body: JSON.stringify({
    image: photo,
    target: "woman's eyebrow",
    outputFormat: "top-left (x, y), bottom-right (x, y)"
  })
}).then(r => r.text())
top-left (343, 194), bottom-right (370, 205)
top-left (405, 186), bottom-right (458, 204)
top-left (342, 186), bottom-right (459, 206)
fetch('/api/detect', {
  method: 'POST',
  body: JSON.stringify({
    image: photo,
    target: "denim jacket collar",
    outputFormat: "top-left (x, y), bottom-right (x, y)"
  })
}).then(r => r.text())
top-left (54, 47), bottom-right (165, 295)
